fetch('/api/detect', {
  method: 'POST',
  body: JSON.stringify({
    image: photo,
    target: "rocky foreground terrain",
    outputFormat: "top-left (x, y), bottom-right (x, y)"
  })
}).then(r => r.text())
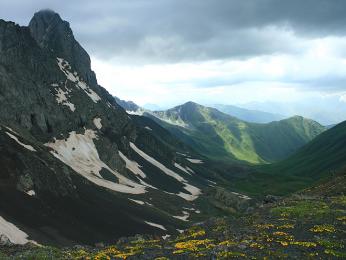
top-left (1, 171), bottom-right (345, 259)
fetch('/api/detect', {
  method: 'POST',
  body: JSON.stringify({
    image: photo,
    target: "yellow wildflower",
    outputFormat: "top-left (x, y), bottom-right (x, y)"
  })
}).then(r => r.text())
top-left (310, 224), bottom-right (335, 233)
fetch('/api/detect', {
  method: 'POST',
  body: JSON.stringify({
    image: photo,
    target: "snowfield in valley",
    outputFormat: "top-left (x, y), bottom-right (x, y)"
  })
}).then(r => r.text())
top-left (45, 129), bottom-right (146, 194)
top-left (119, 151), bottom-right (147, 178)
top-left (5, 132), bottom-right (36, 152)
top-left (174, 162), bottom-right (192, 175)
top-left (173, 211), bottom-right (190, 221)
top-left (144, 221), bottom-right (166, 231)
top-left (129, 199), bottom-right (145, 205)
top-left (130, 142), bottom-right (201, 201)
top-left (0, 216), bottom-right (29, 245)
top-left (186, 158), bottom-right (204, 164)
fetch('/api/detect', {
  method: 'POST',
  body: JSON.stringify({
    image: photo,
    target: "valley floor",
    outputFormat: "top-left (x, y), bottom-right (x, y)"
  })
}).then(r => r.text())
top-left (1, 173), bottom-right (345, 259)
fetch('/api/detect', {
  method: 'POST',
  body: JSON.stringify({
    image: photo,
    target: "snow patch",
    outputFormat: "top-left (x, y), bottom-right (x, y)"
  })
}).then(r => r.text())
top-left (178, 183), bottom-right (201, 201)
top-left (182, 207), bottom-right (195, 211)
top-left (26, 190), bottom-right (35, 196)
top-left (186, 166), bottom-right (195, 174)
top-left (137, 178), bottom-right (158, 190)
top-left (126, 110), bottom-right (144, 116)
top-left (144, 221), bottom-right (166, 231)
top-left (129, 199), bottom-right (145, 205)
top-left (181, 207), bottom-right (200, 214)
top-left (119, 151), bottom-right (146, 178)
top-left (93, 118), bottom-right (102, 130)
top-left (173, 211), bottom-right (190, 221)
top-left (57, 58), bottom-right (101, 103)
top-left (45, 129), bottom-right (146, 194)
top-left (5, 132), bottom-right (36, 152)
top-left (144, 126), bottom-right (152, 131)
top-left (130, 143), bottom-right (185, 182)
top-left (0, 216), bottom-right (29, 245)
top-left (153, 113), bottom-right (189, 128)
top-left (5, 127), bottom-right (19, 135)
top-left (231, 192), bottom-right (251, 200)
top-left (174, 163), bottom-right (191, 175)
top-left (186, 158), bottom-right (204, 164)
top-left (130, 143), bottom-right (201, 201)
top-left (162, 234), bottom-right (171, 240)
top-left (54, 87), bottom-right (75, 112)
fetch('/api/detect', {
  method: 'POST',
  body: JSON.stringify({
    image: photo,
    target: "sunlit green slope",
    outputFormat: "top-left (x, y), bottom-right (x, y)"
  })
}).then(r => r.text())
top-left (149, 102), bottom-right (325, 164)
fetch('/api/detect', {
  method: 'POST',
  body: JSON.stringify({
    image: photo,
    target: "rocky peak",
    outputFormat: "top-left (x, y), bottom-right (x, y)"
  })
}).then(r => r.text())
top-left (183, 101), bottom-right (199, 107)
top-left (171, 101), bottom-right (204, 120)
top-left (28, 9), bottom-right (61, 37)
top-left (29, 10), bottom-right (96, 85)
top-left (113, 96), bottom-right (141, 112)
top-left (0, 19), bottom-right (28, 52)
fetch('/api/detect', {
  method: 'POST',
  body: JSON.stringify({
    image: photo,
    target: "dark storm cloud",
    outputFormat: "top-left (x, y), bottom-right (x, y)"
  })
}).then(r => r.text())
top-left (1, 0), bottom-right (346, 62)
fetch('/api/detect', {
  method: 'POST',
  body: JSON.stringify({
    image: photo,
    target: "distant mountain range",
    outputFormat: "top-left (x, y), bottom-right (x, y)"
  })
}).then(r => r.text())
top-left (240, 100), bottom-right (346, 125)
top-left (150, 102), bottom-right (326, 164)
top-left (118, 100), bottom-right (288, 124)
top-left (143, 103), bottom-right (164, 111)
top-left (113, 98), bottom-right (346, 199)
top-left (119, 101), bottom-right (326, 164)
top-left (210, 104), bottom-right (286, 123)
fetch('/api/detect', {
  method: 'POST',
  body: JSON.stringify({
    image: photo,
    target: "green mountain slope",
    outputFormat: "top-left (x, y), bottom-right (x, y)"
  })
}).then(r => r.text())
top-left (149, 102), bottom-right (325, 164)
top-left (233, 121), bottom-right (346, 196)
top-left (264, 121), bottom-right (346, 178)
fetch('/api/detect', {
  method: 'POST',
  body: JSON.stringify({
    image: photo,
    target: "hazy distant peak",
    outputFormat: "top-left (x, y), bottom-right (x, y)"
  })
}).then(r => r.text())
top-left (31, 9), bottom-right (61, 22)
top-left (210, 104), bottom-right (286, 124)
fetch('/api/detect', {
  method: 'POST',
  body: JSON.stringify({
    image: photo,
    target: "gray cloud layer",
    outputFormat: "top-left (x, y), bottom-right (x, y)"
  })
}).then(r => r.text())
top-left (1, 0), bottom-right (346, 62)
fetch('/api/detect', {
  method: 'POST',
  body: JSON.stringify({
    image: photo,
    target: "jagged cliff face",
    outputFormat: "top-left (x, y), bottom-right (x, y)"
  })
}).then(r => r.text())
top-left (0, 11), bottom-right (136, 199)
top-left (0, 11), bottom-right (129, 138)
top-left (0, 11), bottom-right (215, 246)
top-left (29, 9), bottom-right (96, 86)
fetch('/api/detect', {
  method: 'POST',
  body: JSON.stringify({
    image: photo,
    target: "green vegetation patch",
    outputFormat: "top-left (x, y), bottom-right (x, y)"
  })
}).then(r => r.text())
top-left (271, 200), bottom-right (332, 220)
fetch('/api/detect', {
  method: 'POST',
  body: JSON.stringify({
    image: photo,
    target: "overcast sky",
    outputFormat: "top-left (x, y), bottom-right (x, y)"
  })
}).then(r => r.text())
top-left (1, 0), bottom-right (346, 123)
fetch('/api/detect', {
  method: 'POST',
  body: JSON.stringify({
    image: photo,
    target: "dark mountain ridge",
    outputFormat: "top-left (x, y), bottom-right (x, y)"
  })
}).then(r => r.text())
top-left (0, 10), bottom-right (222, 246)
